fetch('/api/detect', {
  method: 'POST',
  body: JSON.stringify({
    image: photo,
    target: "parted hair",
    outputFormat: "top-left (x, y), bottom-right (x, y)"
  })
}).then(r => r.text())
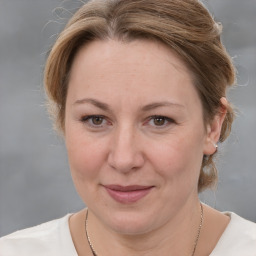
top-left (44, 0), bottom-right (236, 192)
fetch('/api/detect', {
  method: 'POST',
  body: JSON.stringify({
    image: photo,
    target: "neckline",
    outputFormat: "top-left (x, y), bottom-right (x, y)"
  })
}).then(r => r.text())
top-left (64, 214), bottom-right (80, 256)
top-left (65, 211), bottom-right (237, 256)
top-left (208, 211), bottom-right (253, 255)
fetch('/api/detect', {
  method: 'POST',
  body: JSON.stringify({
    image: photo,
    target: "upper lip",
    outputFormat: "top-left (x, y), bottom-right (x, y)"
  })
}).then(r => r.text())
top-left (103, 185), bottom-right (154, 192)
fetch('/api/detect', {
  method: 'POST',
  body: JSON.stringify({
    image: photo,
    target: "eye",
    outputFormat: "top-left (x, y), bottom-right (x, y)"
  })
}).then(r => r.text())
top-left (80, 115), bottom-right (109, 128)
top-left (90, 116), bottom-right (104, 125)
top-left (147, 115), bottom-right (175, 128)
top-left (152, 117), bottom-right (166, 126)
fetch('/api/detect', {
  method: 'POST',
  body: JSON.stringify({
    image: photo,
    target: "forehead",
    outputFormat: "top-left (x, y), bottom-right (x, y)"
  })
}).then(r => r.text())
top-left (70, 39), bottom-right (192, 81)
top-left (67, 39), bottom-right (200, 111)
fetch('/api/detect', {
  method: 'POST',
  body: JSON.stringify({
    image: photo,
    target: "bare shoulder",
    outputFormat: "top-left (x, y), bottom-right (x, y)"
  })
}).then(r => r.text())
top-left (204, 204), bottom-right (231, 226)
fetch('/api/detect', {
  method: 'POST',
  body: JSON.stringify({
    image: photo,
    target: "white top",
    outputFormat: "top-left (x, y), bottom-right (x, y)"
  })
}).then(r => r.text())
top-left (0, 212), bottom-right (256, 256)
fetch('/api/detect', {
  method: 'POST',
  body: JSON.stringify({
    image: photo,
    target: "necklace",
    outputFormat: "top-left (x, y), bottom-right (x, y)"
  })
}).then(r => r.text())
top-left (85, 203), bottom-right (204, 256)
top-left (191, 203), bottom-right (204, 256)
top-left (85, 210), bottom-right (97, 256)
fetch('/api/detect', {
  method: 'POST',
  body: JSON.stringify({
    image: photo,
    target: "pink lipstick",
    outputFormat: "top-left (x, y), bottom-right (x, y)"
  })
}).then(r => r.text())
top-left (104, 185), bottom-right (153, 204)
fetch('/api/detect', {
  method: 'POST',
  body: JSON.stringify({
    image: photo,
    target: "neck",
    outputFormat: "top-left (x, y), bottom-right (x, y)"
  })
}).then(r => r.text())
top-left (86, 198), bottom-right (202, 256)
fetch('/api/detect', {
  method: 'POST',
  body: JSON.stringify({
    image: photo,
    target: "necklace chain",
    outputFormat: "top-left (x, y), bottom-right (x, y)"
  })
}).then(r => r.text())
top-left (85, 210), bottom-right (98, 256)
top-left (192, 203), bottom-right (204, 256)
top-left (85, 203), bottom-right (204, 256)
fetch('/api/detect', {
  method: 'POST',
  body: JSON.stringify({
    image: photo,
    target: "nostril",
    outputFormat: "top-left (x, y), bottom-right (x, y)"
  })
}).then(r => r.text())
top-left (107, 130), bottom-right (145, 172)
top-left (107, 150), bottom-right (145, 173)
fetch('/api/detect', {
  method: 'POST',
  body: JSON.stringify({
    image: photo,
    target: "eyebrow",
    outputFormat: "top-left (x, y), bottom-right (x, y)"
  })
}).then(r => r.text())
top-left (73, 98), bottom-right (184, 112)
top-left (141, 101), bottom-right (185, 111)
top-left (73, 98), bottom-right (111, 111)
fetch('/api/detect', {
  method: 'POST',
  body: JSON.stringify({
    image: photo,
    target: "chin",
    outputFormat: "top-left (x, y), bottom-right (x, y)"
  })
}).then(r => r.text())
top-left (104, 210), bottom-right (157, 235)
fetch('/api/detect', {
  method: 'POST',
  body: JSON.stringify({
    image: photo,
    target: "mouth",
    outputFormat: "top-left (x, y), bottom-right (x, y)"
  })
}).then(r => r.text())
top-left (103, 185), bottom-right (154, 204)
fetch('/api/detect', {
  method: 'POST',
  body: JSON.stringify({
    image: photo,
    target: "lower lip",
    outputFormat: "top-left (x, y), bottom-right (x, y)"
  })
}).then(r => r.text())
top-left (105, 187), bottom-right (153, 204)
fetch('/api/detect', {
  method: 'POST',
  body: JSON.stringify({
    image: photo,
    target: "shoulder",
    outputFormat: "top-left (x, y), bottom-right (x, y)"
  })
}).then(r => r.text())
top-left (0, 214), bottom-right (77, 256)
top-left (211, 212), bottom-right (256, 256)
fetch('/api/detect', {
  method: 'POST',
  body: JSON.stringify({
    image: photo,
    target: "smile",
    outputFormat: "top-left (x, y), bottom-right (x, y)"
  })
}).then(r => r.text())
top-left (103, 185), bottom-right (154, 204)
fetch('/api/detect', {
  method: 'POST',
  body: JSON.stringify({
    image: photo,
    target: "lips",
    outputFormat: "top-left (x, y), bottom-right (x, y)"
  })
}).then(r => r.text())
top-left (103, 184), bottom-right (154, 204)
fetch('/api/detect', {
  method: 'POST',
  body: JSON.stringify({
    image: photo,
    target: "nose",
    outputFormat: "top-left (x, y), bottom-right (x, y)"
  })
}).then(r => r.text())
top-left (107, 125), bottom-right (145, 173)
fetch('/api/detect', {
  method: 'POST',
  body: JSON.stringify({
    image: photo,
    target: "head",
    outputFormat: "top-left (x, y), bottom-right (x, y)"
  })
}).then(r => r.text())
top-left (44, 0), bottom-right (235, 197)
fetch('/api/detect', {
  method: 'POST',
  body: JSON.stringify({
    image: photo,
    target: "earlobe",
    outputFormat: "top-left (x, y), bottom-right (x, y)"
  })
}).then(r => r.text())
top-left (203, 97), bottom-right (227, 156)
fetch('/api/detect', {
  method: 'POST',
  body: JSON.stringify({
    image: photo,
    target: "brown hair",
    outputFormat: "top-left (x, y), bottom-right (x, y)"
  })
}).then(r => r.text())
top-left (44, 0), bottom-right (236, 192)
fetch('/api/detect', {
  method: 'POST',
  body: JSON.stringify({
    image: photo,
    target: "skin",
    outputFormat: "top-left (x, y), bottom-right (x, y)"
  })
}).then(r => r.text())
top-left (65, 39), bottom-right (229, 256)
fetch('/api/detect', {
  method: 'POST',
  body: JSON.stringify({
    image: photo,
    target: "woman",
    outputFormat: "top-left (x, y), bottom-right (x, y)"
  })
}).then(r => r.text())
top-left (1, 0), bottom-right (255, 255)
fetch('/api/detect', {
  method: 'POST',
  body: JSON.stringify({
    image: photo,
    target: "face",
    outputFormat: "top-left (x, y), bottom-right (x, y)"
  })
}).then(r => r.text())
top-left (65, 39), bottom-right (218, 235)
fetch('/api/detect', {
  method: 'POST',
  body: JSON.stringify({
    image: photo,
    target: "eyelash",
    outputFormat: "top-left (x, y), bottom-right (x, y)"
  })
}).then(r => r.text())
top-left (80, 115), bottom-right (175, 129)
top-left (146, 115), bottom-right (175, 128)
top-left (80, 115), bottom-right (109, 128)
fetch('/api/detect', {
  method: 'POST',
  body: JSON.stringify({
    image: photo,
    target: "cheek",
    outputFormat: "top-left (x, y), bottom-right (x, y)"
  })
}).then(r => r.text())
top-left (65, 131), bottom-right (110, 205)
top-left (65, 129), bottom-right (107, 182)
top-left (147, 131), bottom-right (204, 183)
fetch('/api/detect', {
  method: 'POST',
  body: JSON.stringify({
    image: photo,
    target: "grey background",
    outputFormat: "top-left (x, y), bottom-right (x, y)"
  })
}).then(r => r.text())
top-left (0, 0), bottom-right (255, 237)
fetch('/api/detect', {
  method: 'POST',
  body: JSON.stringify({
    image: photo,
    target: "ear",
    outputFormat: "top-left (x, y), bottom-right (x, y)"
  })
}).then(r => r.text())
top-left (203, 97), bottom-right (227, 156)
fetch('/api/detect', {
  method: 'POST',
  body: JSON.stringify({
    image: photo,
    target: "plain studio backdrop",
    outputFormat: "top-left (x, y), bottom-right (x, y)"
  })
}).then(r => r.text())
top-left (0, 0), bottom-right (255, 237)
